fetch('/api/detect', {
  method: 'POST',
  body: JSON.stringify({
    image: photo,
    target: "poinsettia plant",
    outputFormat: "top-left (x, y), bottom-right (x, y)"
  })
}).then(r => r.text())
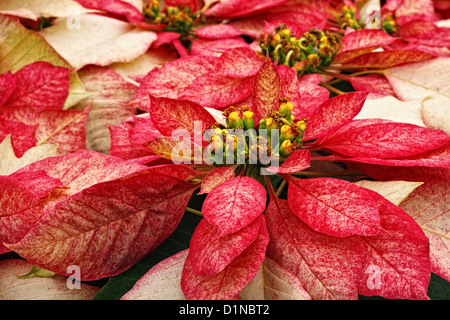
top-left (0, 0), bottom-right (450, 302)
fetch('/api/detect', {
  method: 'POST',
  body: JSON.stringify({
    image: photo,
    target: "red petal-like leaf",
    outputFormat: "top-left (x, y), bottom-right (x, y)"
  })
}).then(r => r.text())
top-left (267, 149), bottom-right (311, 174)
top-left (0, 119), bottom-right (37, 157)
top-left (190, 37), bottom-right (250, 57)
top-left (202, 176), bottom-right (267, 236)
top-left (346, 74), bottom-right (395, 98)
top-left (303, 91), bottom-right (369, 141)
top-left (215, 47), bottom-right (263, 78)
top-left (265, 197), bottom-right (366, 300)
top-left (188, 215), bottom-right (265, 276)
top-left (317, 119), bottom-right (450, 158)
top-left (149, 96), bottom-right (216, 137)
top-left (181, 216), bottom-right (269, 300)
top-left (132, 55), bottom-right (218, 112)
top-left (194, 24), bottom-right (243, 39)
top-left (75, 0), bottom-right (144, 24)
top-left (0, 175), bottom-right (41, 254)
top-left (320, 141), bottom-right (450, 168)
top-left (252, 57), bottom-right (280, 121)
top-left (343, 50), bottom-right (435, 69)
top-left (198, 165), bottom-right (238, 195)
top-left (0, 71), bottom-right (16, 106)
top-left (5, 61), bottom-right (70, 111)
top-left (6, 171), bottom-right (199, 280)
top-left (0, 105), bottom-right (89, 155)
top-left (296, 74), bottom-right (330, 119)
top-left (334, 29), bottom-right (397, 62)
top-left (287, 177), bottom-right (384, 237)
top-left (179, 73), bottom-right (255, 109)
top-left (357, 189), bottom-right (431, 300)
top-left (109, 114), bottom-right (162, 160)
top-left (205, 0), bottom-right (289, 19)
top-left (10, 170), bottom-right (63, 199)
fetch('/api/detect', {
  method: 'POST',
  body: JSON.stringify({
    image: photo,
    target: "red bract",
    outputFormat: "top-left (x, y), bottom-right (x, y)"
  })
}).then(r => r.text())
top-left (118, 59), bottom-right (448, 300)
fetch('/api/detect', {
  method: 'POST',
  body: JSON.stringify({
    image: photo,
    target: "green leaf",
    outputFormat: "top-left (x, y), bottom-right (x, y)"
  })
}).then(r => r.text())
top-left (93, 212), bottom-right (201, 300)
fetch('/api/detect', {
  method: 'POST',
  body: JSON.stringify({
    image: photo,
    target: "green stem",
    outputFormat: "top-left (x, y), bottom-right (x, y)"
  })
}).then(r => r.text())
top-left (275, 179), bottom-right (287, 197)
top-left (290, 170), bottom-right (366, 177)
top-left (185, 207), bottom-right (203, 217)
top-left (320, 82), bottom-right (346, 95)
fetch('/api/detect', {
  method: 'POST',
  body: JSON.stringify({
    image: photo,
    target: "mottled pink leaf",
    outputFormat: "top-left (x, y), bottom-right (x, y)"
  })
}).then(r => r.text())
top-left (198, 165), bottom-right (238, 195)
top-left (205, 0), bottom-right (289, 19)
top-left (267, 149), bottom-right (311, 174)
top-left (14, 149), bottom-right (149, 195)
top-left (194, 24), bottom-right (243, 39)
top-left (181, 216), bottom-right (269, 300)
top-left (4, 61), bottom-right (70, 111)
top-left (179, 73), bottom-right (255, 109)
top-left (252, 57), bottom-right (280, 121)
top-left (357, 189), bottom-right (431, 300)
top-left (0, 105), bottom-right (90, 155)
top-left (317, 119), bottom-right (450, 159)
top-left (334, 29), bottom-right (397, 62)
top-left (132, 55), bottom-right (218, 111)
top-left (343, 50), bottom-right (435, 69)
top-left (277, 64), bottom-right (301, 111)
top-left (319, 141), bottom-right (450, 168)
top-left (395, 0), bottom-right (435, 24)
top-left (190, 37), bottom-right (250, 57)
top-left (164, 0), bottom-right (198, 12)
top-left (188, 215), bottom-right (265, 276)
top-left (362, 167), bottom-right (450, 282)
top-left (149, 96), bottom-right (216, 136)
top-left (303, 91), bottom-right (369, 141)
top-left (287, 177), bottom-right (384, 237)
top-left (6, 170), bottom-right (199, 280)
top-left (214, 47), bottom-right (263, 78)
top-left (75, 0), bottom-right (144, 24)
top-left (9, 170), bottom-right (63, 199)
top-left (296, 74), bottom-right (330, 119)
top-left (0, 71), bottom-right (16, 106)
top-left (346, 74), bottom-right (395, 98)
top-left (265, 197), bottom-right (366, 300)
top-left (202, 176), bottom-right (267, 236)
top-left (0, 175), bottom-right (41, 254)
top-left (0, 119), bottom-right (37, 157)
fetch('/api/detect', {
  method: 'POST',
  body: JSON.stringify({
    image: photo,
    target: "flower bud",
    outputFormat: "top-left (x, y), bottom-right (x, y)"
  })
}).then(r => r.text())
top-left (280, 140), bottom-right (294, 157)
top-left (228, 111), bottom-right (244, 128)
top-left (242, 111), bottom-right (255, 130)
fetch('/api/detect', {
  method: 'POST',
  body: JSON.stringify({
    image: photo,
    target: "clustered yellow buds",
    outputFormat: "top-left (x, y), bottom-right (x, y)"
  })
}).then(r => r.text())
top-left (206, 98), bottom-right (307, 166)
top-left (259, 24), bottom-right (342, 75)
top-left (143, 1), bottom-right (194, 33)
top-left (381, 14), bottom-right (397, 35)
top-left (337, 5), bottom-right (360, 30)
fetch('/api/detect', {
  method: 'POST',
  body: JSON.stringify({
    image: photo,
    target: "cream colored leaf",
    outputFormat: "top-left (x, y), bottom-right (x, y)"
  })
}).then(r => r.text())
top-left (239, 258), bottom-right (311, 300)
top-left (0, 135), bottom-right (57, 176)
top-left (121, 250), bottom-right (188, 300)
top-left (63, 71), bottom-right (93, 110)
top-left (109, 46), bottom-right (178, 83)
top-left (72, 66), bottom-right (137, 154)
top-left (39, 13), bottom-right (157, 70)
top-left (0, 259), bottom-right (99, 300)
top-left (384, 57), bottom-right (450, 134)
top-left (0, 0), bottom-right (96, 20)
top-left (354, 180), bottom-right (424, 206)
top-left (0, 14), bottom-right (72, 74)
top-left (355, 96), bottom-right (426, 127)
